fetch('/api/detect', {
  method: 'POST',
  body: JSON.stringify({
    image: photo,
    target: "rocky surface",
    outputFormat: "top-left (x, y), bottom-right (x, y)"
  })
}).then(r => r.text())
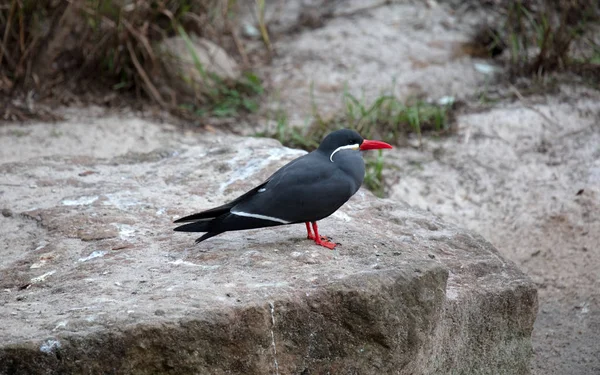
top-left (0, 117), bottom-right (536, 374)
top-left (156, 36), bottom-right (241, 98)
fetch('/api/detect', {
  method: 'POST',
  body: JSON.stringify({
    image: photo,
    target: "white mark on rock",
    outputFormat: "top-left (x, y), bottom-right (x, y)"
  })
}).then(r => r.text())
top-left (34, 242), bottom-right (48, 251)
top-left (112, 223), bottom-right (135, 239)
top-left (269, 302), bottom-right (280, 375)
top-left (474, 62), bottom-right (498, 75)
top-left (67, 306), bottom-right (91, 312)
top-left (78, 250), bottom-right (107, 262)
top-left (248, 282), bottom-right (288, 288)
top-left (30, 270), bottom-right (56, 284)
top-left (103, 192), bottom-right (142, 211)
top-left (40, 339), bottom-right (61, 353)
top-left (438, 96), bottom-right (455, 106)
top-left (61, 196), bottom-right (98, 206)
top-left (578, 302), bottom-right (589, 315)
top-left (30, 260), bottom-right (47, 269)
top-left (156, 207), bottom-right (166, 215)
top-left (332, 210), bottom-right (352, 222)
top-left (168, 259), bottom-right (220, 270)
top-left (446, 288), bottom-right (458, 300)
top-left (52, 321), bottom-right (67, 332)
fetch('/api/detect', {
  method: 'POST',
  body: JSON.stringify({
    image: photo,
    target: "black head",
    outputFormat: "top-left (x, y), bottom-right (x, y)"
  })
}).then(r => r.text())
top-left (317, 129), bottom-right (364, 153)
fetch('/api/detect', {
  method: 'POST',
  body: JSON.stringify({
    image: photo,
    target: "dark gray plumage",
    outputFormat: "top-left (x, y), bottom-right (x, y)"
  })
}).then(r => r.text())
top-left (174, 129), bottom-right (392, 248)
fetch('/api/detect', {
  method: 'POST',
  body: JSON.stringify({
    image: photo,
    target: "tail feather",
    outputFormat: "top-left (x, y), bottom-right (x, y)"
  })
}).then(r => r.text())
top-left (173, 220), bottom-right (212, 233)
top-left (174, 181), bottom-right (269, 224)
top-left (195, 232), bottom-right (222, 244)
top-left (173, 204), bottom-right (232, 223)
top-left (174, 217), bottom-right (224, 244)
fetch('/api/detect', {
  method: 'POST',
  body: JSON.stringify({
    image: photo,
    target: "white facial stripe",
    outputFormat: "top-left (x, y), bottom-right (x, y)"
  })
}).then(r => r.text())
top-left (231, 211), bottom-right (290, 224)
top-left (330, 144), bottom-right (360, 162)
top-left (258, 188), bottom-right (266, 192)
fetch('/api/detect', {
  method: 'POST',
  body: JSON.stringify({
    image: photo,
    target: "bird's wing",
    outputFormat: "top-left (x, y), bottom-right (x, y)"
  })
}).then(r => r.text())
top-left (232, 153), bottom-right (359, 223)
top-left (173, 155), bottom-right (308, 223)
top-left (173, 181), bottom-right (269, 223)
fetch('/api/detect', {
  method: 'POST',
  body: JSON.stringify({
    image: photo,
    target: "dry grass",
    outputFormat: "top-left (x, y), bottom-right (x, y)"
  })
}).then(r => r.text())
top-left (506, 0), bottom-right (599, 76)
top-left (466, 0), bottom-right (600, 80)
top-left (0, 0), bottom-right (265, 122)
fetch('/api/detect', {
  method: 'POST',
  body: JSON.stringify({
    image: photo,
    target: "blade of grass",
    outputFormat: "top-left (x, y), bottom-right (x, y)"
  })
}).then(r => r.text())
top-left (0, 0), bottom-right (17, 68)
top-left (126, 40), bottom-right (166, 107)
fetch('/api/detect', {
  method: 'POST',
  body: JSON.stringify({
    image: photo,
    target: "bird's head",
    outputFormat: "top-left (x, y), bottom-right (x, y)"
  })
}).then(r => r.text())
top-left (318, 129), bottom-right (392, 162)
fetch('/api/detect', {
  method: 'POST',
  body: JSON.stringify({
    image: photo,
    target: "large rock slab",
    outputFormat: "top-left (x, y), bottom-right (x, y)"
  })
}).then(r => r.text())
top-left (0, 125), bottom-right (536, 374)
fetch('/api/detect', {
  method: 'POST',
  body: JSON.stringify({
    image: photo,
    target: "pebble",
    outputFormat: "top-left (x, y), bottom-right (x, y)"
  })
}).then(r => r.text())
top-left (1, 208), bottom-right (12, 217)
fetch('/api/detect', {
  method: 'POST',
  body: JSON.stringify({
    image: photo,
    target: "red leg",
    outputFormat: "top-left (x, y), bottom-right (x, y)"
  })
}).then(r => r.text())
top-left (311, 221), bottom-right (336, 250)
top-left (305, 222), bottom-right (315, 240)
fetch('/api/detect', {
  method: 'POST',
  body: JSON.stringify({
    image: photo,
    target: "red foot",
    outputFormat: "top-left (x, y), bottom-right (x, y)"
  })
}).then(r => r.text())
top-left (309, 221), bottom-right (337, 250)
top-left (314, 236), bottom-right (337, 249)
top-left (305, 222), bottom-right (315, 240)
top-left (306, 223), bottom-right (329, 242)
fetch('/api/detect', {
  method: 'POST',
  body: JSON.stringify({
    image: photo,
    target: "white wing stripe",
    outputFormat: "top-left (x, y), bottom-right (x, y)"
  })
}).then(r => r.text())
top-left (231, 211), bottom-right (290, 224)
top-left (330, 144), bottom-right (360, 162)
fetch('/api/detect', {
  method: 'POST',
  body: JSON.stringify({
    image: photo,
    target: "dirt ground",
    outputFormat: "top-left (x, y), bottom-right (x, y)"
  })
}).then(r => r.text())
top-left (1, 0), bottom-right (598, 374)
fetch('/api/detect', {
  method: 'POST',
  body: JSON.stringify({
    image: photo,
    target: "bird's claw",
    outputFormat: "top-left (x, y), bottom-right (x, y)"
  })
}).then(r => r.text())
top-left (314, 237), bottom-right (337, 250)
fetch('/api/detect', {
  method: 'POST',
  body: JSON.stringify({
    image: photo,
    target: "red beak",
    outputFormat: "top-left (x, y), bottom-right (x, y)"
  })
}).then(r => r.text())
top-left (359, 139), bottom-right (393, 151)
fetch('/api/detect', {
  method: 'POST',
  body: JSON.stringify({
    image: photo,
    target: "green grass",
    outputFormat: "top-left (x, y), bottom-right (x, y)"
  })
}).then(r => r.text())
top-left (502, 0), bottom-right (600, 78)
top-left (364, 150), bottom-right (386, 198)
top-left (310, 91), bottom-right (452, 149)
top-left (167, 17), bottom-right (265, 118)
top-left (179, 71), bottom-right (264, 118)
top-left (260, 90), bottom-right (454, 197)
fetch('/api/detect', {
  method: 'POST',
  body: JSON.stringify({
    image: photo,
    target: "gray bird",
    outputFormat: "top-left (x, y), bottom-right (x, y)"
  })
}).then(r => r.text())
top-left (174, 129), bottom-right (392, 249)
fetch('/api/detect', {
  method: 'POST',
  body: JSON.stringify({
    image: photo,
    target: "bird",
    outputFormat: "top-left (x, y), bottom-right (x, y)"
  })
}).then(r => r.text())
top-left (174, 129), bottom-right (392, 249)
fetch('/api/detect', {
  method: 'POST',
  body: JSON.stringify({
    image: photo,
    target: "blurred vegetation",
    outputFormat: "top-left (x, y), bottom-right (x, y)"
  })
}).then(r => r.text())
top-left (467, 0), bottom-right (600, 80)
top-left (1, 0), bottom-right (598, 122)
top-left (0, 0), bottom-right (266, 121)
top-left (264, 90), bottom-right (454, 152)
top-left (363, 149), bottom-right (386, 198)
top-left (259, 90), bottom-right (455, 197)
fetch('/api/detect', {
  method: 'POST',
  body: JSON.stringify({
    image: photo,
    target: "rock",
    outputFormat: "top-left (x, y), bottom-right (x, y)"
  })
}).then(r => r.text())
top-left (156, 35), bottom-right (241, 97)
top-left (0, 131), bottom-right (537, 374)
top-left (1, 208), bottom-right (11, 217)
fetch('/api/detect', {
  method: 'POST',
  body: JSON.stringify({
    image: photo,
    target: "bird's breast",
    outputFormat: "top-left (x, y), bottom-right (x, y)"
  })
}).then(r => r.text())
top-left (334, 151), bottom-right (365, 189)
